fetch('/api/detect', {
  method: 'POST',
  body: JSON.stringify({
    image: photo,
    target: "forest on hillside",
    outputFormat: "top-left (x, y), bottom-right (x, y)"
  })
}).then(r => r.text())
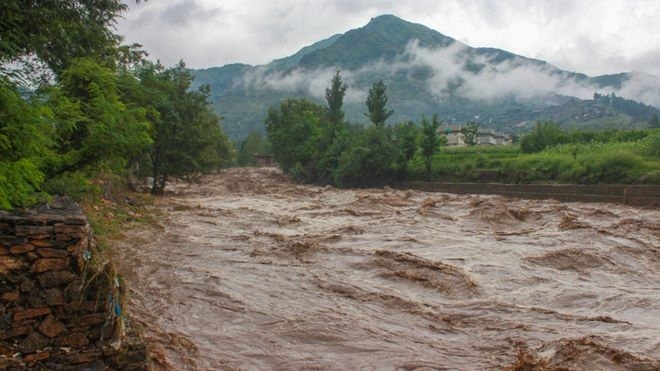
top-left (0, 1), bottom-right (232, 210)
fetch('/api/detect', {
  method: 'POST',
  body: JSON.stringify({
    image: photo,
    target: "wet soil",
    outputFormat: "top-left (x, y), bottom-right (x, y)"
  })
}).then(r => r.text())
top-left (110, 167), bottom-right (660, 370)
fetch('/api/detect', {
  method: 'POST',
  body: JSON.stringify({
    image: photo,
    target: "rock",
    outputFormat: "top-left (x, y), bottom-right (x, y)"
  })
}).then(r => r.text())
top-left (23, 351), bottom-right (50, 362)
top-left (31, 258), bottom-right (70, 273)
top-left (19, 278), bottom-right (37, 292)
top-left (13, 307), bottom-right (51, 322)
top-left (30, 238), bottom-right (57, 247)
top-left (38, 271), bottom-right (77, 287)
top-left (36, 247), bottom-right (69, 258)
top-left (56, 332), bottom-right (89, 348)
top-left (0, 324), bottom-right (32, 340)
top-left (0, 256), bottom-right (25, 274)
top-left (44, 288), bottom-right (65, 306)
top-left (18, 331), bottom-right (50, 353)
top-left (38, 315), bottom-right (66, 338)
top-left (80, 313), bottom-right (105, 326)
top-left (15, 225), bottom-right (53, 238)
top-left (9, 243), bottom-right (35, 254)
top-left (1, 291), bottom-right (20, 301)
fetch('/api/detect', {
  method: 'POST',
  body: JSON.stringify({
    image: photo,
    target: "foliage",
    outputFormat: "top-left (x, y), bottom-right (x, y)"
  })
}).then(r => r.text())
top-left (325, 70), bottom-right (347, 127)
top-left (236, 132), bottom-right (271, 166)
top-left (365, 80), bottom-right (393, 126)
top-left (55, 58), bottom-right (153, 174)
top-left (333, 125), bottom-right (397, 187)
top-left (42, 171), bottom-right (95, 202)
top-left (461, 121), bottom-right (480, 146)
top-left (133, 61), bottom-right (232, 194)
top-left (0, 0), bottom-right (141, 77)
top-left (0, 79), bottom-right (54, 209)
top-left (520, 121), bottom-right (567, 153)
top-left (0, 1), bottom-right (233, 209)
top-left (641, 131), bottom-right (660, 157)
top-left (266, 99), bottom-right (330, 182)
top-left (420, 115), bottom-right (440, 180)
top-left (393, 121), bottom-right (419, 176)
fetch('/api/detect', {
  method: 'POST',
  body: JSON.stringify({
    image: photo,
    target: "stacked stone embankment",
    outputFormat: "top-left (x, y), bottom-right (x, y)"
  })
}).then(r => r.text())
top-left (0, 197), bottom-right (147, 370)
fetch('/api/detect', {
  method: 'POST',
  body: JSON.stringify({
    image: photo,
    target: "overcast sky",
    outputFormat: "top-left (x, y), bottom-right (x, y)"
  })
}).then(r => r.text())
top-left (116, 0), bottom-right (660, 77)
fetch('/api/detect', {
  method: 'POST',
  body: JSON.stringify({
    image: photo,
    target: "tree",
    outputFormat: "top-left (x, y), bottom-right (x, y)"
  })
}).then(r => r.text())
top-left (265, 98), bottom-right (329, 181)
top-left (393, 121), bottom-right (418, 176)
top-left (0, 78), bottom-right (53, 209)
top-left (0, 0), bottom-right (143, 78)
top-left (134, 61), bottom-right (232, 194)
top-left (55, 58), bottom-right (152, 174)
top-left (325, 70), bottom-right (348, 127)
top-left (365, 80), bottom-right (393, 126)
top-left (333, 125), bottom-right (397, 187)
top-left (420, 115), bottom-right (440, 181)
top-left (520, 121), bottom-right (567, 153)
top-left (461, 122), bottom-right (480, 146)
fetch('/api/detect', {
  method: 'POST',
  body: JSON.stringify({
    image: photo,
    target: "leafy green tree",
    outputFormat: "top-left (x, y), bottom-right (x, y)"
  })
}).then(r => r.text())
top-left (325, 70), bottom-right (348, 127)
top-left (461, 122), bottom-right (480, 146)
top-left (365, 80), bottom-right (393, 126)
top-left (333, 125), bottom-right (397, 187)
top-left (393, 121), bottom-right (418, 176)
top-left (520, 121), bottom-right (567, 153)
top-left (420, 115), bottom-right (440, 181)
top-left (0, 0), bottom-right (143, 77)
top-left (265, 98), bottom-right (329, 181)
top-left (54, 58), bottom-right (152, 175)
top-left (0, 79), bottom-right (54, 209)
top-left (136, 61), bottom-right (231, 194)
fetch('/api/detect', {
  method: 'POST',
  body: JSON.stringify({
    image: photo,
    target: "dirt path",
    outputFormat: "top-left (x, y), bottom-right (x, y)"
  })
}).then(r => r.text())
top-left (110, 167), bottom-right (660, 370)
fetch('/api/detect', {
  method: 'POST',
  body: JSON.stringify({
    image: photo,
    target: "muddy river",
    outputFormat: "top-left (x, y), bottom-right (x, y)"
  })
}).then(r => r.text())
top-left (111, 167), bottom-right (660, 370)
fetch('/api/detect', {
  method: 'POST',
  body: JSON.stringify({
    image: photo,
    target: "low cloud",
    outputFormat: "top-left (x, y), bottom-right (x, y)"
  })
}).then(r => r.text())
top-left (236, 40), bottom-right (659, 109)
top-left (240, 66), bottom-right (368, 104)
top-left (618, 73), bottom-right (660, 108)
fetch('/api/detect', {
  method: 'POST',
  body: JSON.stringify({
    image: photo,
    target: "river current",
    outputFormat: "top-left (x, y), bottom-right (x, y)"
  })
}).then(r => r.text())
top-left (110, 167), bottom-right (660, 370)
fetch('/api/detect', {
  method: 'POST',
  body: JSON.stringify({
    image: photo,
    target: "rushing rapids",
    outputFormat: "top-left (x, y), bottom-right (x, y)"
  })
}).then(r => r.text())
top-left (110, 167), bottom-right (660, 370)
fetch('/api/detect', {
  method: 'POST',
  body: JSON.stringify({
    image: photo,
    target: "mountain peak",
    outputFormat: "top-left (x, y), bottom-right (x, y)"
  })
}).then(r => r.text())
top-left (192, 15), bottom-right (660, 139)
top-left (296, 14), bottom-right (455, 70)
top-left (366, 14), bottom-right (405, 25)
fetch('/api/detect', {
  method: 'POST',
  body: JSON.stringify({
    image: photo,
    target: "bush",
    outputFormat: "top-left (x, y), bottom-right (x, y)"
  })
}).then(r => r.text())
top-left (580, 151), bottom-right (646, 183)
top-left (642, 132), bottom-right (660, 157)
top-left (42, 171), bottom-right (96, 201)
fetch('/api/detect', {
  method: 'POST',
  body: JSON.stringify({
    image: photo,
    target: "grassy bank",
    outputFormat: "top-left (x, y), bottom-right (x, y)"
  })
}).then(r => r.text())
top-left (406, 133), bottom-right (660, 184)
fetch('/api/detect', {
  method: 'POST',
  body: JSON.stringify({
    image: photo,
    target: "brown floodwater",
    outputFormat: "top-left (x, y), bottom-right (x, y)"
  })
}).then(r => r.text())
top-left (110, 167), bottom-right (660, 370)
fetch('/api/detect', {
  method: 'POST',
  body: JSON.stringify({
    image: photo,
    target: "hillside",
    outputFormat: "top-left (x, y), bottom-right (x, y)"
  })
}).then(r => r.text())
top-left (192, 15), bottom-right (660, 140)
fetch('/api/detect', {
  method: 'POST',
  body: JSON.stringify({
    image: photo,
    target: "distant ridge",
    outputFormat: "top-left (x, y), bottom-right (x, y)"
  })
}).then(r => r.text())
top-left (192, 14), bottom-right (660, 140)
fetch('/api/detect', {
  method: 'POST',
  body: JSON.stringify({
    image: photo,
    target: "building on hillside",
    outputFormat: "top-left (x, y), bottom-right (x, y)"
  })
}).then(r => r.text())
top-left (439, 125), bottom-right (512, 146)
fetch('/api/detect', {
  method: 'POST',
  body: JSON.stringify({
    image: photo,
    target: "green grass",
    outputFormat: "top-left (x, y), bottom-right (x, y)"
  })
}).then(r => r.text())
top-left (406, 137), bottom-right (660, 184)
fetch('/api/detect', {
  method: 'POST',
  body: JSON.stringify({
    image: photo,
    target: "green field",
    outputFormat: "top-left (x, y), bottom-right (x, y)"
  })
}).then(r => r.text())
top-left (407, 133), bottom-right (660, 185)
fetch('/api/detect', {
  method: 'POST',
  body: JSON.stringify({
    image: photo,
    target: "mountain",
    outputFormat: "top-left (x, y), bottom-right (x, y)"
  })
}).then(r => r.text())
top-left (192, 15), bottom-right (660, 140)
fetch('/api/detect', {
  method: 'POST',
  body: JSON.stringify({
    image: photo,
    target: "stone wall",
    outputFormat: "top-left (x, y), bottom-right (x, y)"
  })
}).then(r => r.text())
top-left (0, 198), bottom-right (148, 370)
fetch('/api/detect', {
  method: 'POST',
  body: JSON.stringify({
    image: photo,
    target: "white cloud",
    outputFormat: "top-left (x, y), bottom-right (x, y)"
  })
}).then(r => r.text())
top-left (117, 0), bottom-right (660, 79)
top-left (236, 40), bottom-right (659, 108)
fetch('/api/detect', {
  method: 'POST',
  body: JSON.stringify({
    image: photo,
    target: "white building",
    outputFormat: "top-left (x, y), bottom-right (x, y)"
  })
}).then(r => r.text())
top-left (439, 125), bottom-right (512, 146)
